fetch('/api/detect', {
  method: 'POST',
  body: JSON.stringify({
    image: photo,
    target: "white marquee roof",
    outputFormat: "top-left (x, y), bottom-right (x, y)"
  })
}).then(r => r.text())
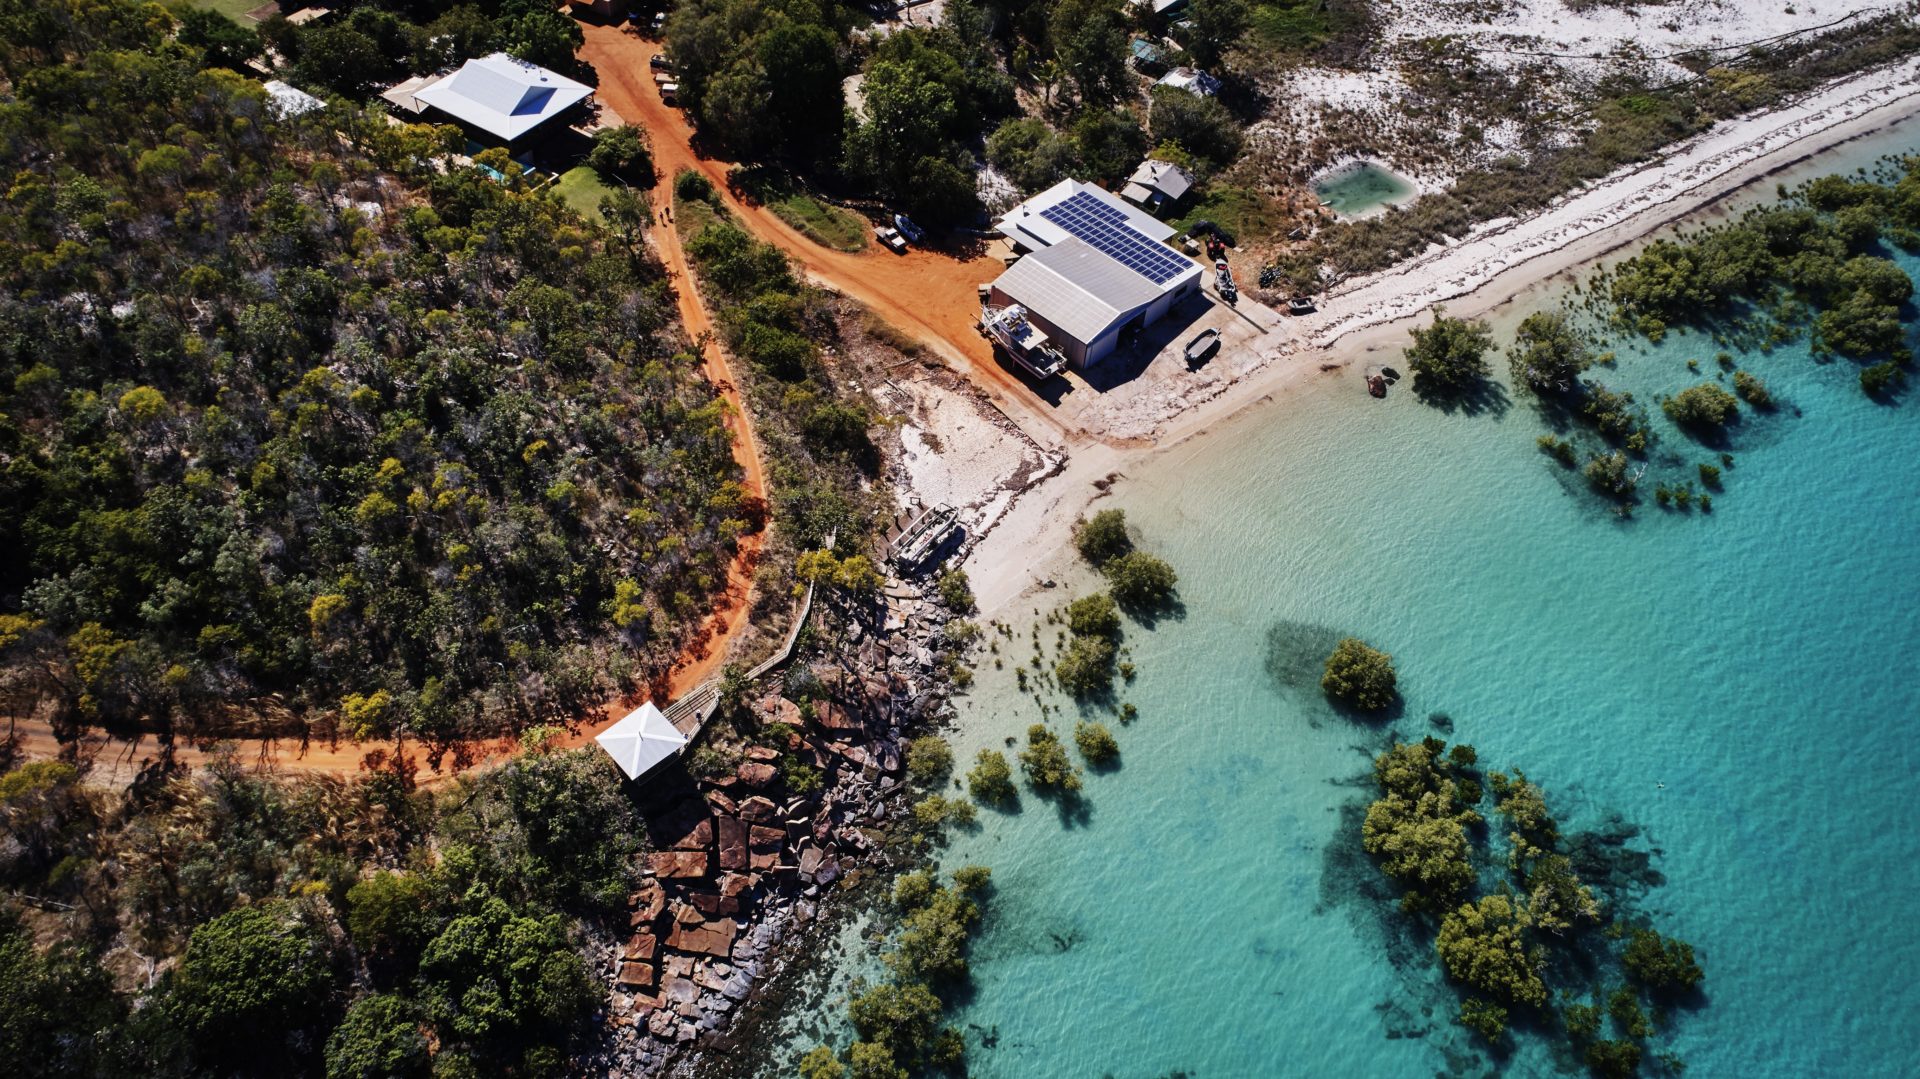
top-left (413, 53), bottom-right (592, 141)
top-left (595, 701), bottom-right (688, 780)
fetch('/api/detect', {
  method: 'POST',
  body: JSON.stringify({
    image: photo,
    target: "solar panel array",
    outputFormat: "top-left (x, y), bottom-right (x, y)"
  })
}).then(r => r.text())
top-left (1038, 191), bottom-right (1190, 286)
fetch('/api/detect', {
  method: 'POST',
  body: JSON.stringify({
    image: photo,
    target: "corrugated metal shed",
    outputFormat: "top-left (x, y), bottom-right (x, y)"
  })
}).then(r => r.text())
top-left (992, 239), bottom-right (1164, 346)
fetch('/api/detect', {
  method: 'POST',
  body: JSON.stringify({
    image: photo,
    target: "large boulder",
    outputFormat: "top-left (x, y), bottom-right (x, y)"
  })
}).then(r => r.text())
top-left (716, 815), bottom-right (748, 871)
top-left (736, 762), bottom-right (777, 788)
top-left (666, 916), bottom-right (738, 957)
top-left (648, 850), bottom-right (710, 879)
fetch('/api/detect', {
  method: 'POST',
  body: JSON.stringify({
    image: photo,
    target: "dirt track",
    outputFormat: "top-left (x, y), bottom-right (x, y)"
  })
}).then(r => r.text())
top-left (577, 22), bottom-right (1074, 446)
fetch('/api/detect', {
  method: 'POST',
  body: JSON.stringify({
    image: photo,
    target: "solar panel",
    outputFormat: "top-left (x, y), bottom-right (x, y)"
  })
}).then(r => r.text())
top-left (1038, 191), bottom-right (1191, 287)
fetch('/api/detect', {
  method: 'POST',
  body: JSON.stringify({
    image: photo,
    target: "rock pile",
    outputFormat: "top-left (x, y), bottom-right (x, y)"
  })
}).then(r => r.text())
top-left (600, 589), bottom-right (964, 1075)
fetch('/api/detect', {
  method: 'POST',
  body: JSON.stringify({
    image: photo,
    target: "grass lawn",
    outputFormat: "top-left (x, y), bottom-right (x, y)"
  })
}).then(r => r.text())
top-left (187, 0), bottom-right (272, 24)
top-left (1173, 184), bottom-right (1284, 246)
top-left (552, 166), bottom-right (618, 225)
top-left (767, 193), bottom-right (868, 252)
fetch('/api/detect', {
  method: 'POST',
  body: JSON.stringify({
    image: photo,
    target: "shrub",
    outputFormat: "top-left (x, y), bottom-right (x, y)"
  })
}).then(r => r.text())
top-left (1073, 509), bottom-right (1132, 566)
top-left (1622, 927), bottom-right (1704, 993)
top-left (586, 125), bottom-right (653, 186)
top-left (906, 735), bottom-right (954, 786)
top-left (965, 750), bottom-right (1016, 805)
top-left (1662, 382), bottom-right (1740, 427)
top-left (1404, 307), bottom-right (1494, 394)
top-left (1435, 894), bottom-right (1548, 1007)
top-left (674, 169), bottom-right (715, 203)
top-left (935, 569), bottom-right (975, 613)
top-left (1509, 310), bottom-right (1595, 395)
top-left (1073, 721), bottom-right (1119, 765)
top-left (1860, 360), bottom-right (1905, 397)
top-left (1458, 998), bottom-right (1507, 1044)
top-left (1105, 551), bottom-right (1177, 613)
top-left (1064, 593), bottom-right (1121, 639)
top-left (1018, 725), bottom-right (1082, 792)
top-left (1053, 635), bottom-right (1116, 698)
top-left (1731, 369), bottom-right (1772, 407)
top-left (1321, 638), bottom-right (1396, 711)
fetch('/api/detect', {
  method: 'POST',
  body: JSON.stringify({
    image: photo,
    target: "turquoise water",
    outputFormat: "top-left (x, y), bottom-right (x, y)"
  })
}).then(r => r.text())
top-left (1314, 161), bottom-right (1418, 218)
top-left (921, 138), bottom-right (1920, 1074)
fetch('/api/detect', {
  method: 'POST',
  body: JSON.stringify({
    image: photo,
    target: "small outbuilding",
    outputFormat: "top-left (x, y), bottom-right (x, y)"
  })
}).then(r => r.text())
top-left (1120, 158), bottom-right (1195, 214)
top-left (1156, 66), bottom-right (1222, 97)
top-left (261, 79), bottom-right (325, 119)
top-left (595, 701), bottom-right (689, 781)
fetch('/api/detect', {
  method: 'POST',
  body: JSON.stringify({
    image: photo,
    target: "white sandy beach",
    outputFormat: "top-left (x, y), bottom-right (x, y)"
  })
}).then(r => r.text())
top-left (961, 50), bottom-right (1920, 613)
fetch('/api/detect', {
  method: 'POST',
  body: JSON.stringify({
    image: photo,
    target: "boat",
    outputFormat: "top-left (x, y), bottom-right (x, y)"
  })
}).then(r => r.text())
top-left (1184, 328), bottom-right (1221, 366)
top-left (1215, 261), bottom-right (1237, 305)
top-left (1367, 374), bottom-right (1388, 398)
top-left (891, 504), bottom-right (959, 570)
top-left (981, 303), bottom-right (1068, 379)
top-left (893, 214), bottom-right (926, 244)
top-left (1287, 296), bottom-right (1316, 315)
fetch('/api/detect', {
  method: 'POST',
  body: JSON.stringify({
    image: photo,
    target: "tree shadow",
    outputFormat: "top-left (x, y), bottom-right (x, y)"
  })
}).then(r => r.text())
top-left (1116, 591), bottom-right (1186, 629)
top-left (1410, 373), bottom-right (1512, 418)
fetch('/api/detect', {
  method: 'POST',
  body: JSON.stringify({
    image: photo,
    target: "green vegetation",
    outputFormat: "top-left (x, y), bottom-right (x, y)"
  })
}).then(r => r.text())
top-left (965, 748), bottom-right (1017, 806)
top-left (1732, 370), bottom-right (1773, 408)
top-left (674, 182), bottom-right (883, 563)
top-left (1018, 724), bottom-right (1083, 793)
top-left (906, 734), bottom-right (955, 786)
top-left (1404, 308), bottom-right (1495, 396)
top-left (585, 125), bottom-right (655, 188)
top-left (1360, 732), bottom-right (1707, 1075)
top-left (734, 170), bottom-right (869, 252)
top-left (1073, 509), bottom-right (1133, 566)
top-left (552, 165), bottom-right (620, 224)
top-left (1074, 720), bottom-right (1120, 766)
top-left (1065, 593), bottom-right (1121, 638)
top-left (1661, 383), bottom-right (1741, 429)
top-left (0, 742), bottom-right (637, 1075)
top-left (1053, 633), bottom-right (1118, 698)
top-left (0, 0), bottom-right (751, 751)
top-left (936, 569), bottom-right (976, 613)
top-left (1321, 638), bottom-right (1397, 712)
top-left (1105, 551), bottom-right (1180, 615)
top-left (1509, 310), bottom-right (1597, 396)
top-left (808, 867), bottom-right (990, 1077)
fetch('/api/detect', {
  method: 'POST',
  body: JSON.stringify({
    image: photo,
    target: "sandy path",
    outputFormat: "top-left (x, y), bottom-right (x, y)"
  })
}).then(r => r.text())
top-left (577, 23), bottom-right (1074, 452)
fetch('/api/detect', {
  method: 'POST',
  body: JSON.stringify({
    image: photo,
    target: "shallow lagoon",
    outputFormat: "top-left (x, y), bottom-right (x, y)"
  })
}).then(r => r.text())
top-left (917, 135), bottom-right (1920, 1074)
top-left (1313, 160), bottom-right (1419, 218)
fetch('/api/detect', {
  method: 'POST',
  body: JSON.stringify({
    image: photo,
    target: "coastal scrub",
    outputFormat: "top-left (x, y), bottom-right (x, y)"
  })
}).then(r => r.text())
top-left (1321, 638), bottom-right (1397, 712)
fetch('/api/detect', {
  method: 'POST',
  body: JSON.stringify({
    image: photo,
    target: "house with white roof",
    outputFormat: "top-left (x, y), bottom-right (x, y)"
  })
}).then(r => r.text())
top-left (385, 53), bottom-right (594, 152)
top-left (987, 179), bottom-right (1202, 369)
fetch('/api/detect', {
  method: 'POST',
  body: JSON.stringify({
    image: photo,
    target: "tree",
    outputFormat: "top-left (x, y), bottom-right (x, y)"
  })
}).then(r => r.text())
top-left (966, 749), bottom-right (1016, 804)
top-left (1508, 310), bottom-right (1594, 395)
top-left (1182, 0), bottom-right (1251, 70)
top-left (906, 735), bottom-right (954, 786)
top-left (756, 21), bottom-right (846, 165)
top-left (1622, 928), bottom-right (1704, 994)
top-left (1321, 637), bottom-right (1396, 711)
top-left (1065, 593), bottom-right (1120, 639)
top-left (1070, 109), bottom-right (1147, 186)
top-left (1435, 894), bottom-right (1548, 1007)
top-left (1104, 551), bottom-right (1177, 613)
top-left (326, 993), bottom-right (429, 1079)
top-left (1404, 307), bottom-right (1494, 394)
top-left (168, 901), bottom-right (341, 1055)
top-left (586, 125), bottom-right (654, 186)
top-left (1049, 0), bottom-right (1129, 104)
top-left (295, 26), bottom-right (391, 97)
top-left (347, 871), bottom-right (436, 961)
top-left (846, 981), bottom-right (951, 1074)
top-left (1073, 720), bottom-right (1119, 765)
top-left (986, 117), bottom-right (1079, 193)
top-left (0, 913), bottom-right (123, 1077)
top-left (1148, 87), bottom-right (1243, 171)
top-left (1053, 634), bottom-right (1116, 698)
top-left (1018, 724), bottom-right (1082, 792)
top-left (1661, 382), bottom-right (1740, 428)
top-left (936, 569), bottom-right (974, 613)
top-left (416, 896), bottom-right (598, 1063)
top-left (1073, 509), bottom-right (1132, 566)
top-left (178, 8), bottom-right (263, 71)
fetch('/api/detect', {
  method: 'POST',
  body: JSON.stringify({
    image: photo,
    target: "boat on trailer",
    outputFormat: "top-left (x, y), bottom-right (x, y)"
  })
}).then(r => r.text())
top-left (981, 303), bottom-right (1068, 379)
top-left (891, 504), bottom-right (960, 570)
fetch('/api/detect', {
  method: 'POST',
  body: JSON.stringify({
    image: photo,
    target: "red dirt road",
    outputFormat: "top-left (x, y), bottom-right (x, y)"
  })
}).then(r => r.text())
top-left (577, 23), bottom-right (1073, 444)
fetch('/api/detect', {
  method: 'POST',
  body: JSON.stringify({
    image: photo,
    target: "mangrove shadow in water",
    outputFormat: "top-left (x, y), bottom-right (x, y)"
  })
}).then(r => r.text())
top-left (1409, 371), bottom-right (1512, 418)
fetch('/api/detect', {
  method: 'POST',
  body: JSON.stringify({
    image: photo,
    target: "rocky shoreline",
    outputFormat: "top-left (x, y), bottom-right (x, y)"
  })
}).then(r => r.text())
top-left (589, 577), bottom-right (970, 1077)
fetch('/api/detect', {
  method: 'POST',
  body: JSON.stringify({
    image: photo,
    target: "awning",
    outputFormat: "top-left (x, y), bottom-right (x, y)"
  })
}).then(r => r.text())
top-left (594, 701), bottom-right (688, 780)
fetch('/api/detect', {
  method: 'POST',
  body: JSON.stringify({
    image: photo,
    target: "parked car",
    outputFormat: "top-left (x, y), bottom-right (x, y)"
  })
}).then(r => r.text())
top-left (893, 213), bottom-right (926, 244)
top-left (651, 11), bottom-right (667, 32)
top-left (650, 53), bottom-right (673, 70)
top-left (1184, 328), bottom-right (1221, 366)
top-left (875, 226), bottom-right (907, 254)
top-left (659, 82), bottom-right (680, 104)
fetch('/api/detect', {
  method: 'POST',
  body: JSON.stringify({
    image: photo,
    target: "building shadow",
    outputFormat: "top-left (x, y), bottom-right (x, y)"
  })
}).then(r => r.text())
top-left (1075, 292), bottom-right (1213, 394)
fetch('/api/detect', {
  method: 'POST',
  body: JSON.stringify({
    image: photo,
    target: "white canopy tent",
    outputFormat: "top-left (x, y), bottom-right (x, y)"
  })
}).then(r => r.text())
top-left (595, 702), bottom-right (688, 780)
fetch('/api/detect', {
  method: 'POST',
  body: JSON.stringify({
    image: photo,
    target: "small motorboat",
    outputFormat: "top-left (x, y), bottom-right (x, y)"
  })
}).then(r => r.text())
top-left (1184, 328), bottom-right (1221, 366)
top-left (1287, 296), bottom-right (1315, 315)
top-left (1367, 374), bottom-right (1388, 398)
